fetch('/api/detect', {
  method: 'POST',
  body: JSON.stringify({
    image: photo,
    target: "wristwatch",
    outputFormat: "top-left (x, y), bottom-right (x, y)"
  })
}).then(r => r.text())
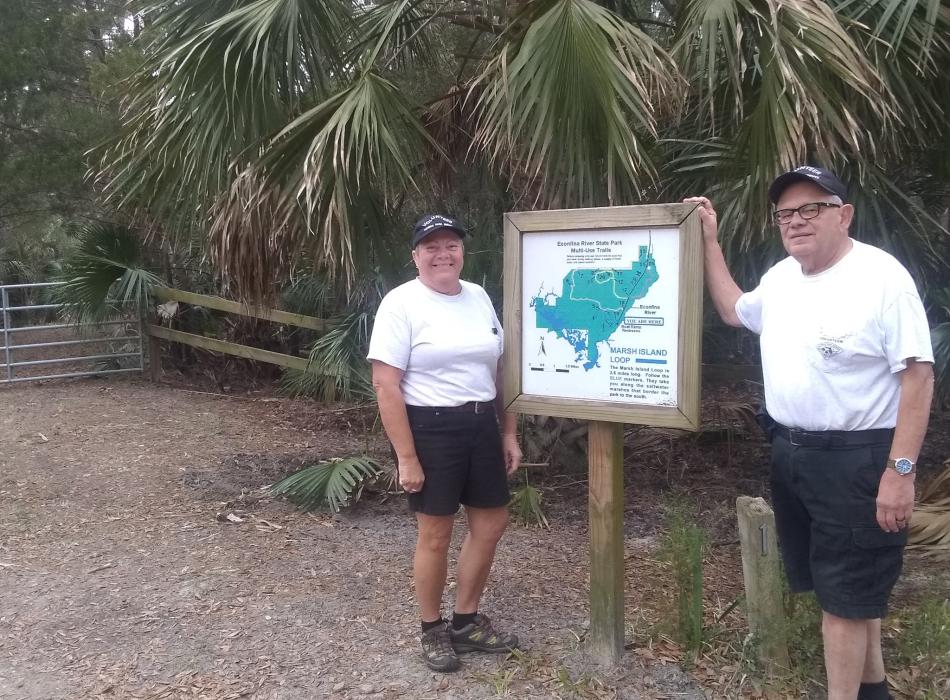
top-left (887, 457), bottom-right (916, 476)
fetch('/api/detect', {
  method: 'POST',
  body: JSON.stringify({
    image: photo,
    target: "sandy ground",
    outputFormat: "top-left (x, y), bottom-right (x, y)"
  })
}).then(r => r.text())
top-left (0, 379), bottom-right (706, 700)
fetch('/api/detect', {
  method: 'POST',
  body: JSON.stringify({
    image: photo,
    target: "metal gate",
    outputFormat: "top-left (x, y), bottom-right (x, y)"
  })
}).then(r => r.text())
top-left (1, 282), bottom-right (143, 384)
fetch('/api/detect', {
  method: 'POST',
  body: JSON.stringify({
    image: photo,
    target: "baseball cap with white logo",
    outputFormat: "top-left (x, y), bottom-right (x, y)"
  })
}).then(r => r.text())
top-left (410, 214), bottom-right (467, 248)
top-left (768, 166), bottom-right (848, 204)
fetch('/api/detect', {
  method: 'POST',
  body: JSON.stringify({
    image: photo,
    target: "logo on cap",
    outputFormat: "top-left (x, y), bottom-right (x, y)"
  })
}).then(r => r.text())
top-left (411, 214), bottom-right (466, 248)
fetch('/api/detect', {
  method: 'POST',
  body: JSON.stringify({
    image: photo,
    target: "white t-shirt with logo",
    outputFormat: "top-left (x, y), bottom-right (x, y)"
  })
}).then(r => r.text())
top-left (735, 240), bottom-right (933, 431)
top-left (367, 279), bottom-right (503, 407)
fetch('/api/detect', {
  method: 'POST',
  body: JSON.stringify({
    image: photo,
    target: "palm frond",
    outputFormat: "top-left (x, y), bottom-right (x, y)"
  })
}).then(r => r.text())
top-left (837, 0), bottom-right (950, 66)
top-left (670, 0), bottom-right (899, 240)
top-left (270, 455), bottom-right (384, 512)
top-left (351, 0), bottom-right (438, 69)
top-left (280, 272), bottom-right (338, 318)
top-left (94, 0), bottom-right (349, 242)
top-left (280, 310), bottom-right (374, 401)
top-left (470, 0), bottom-right (679, 207)
top-left (53, 223), bottom-right (162, 325)
top-left (227, 71), bottom-right (440, 290)
top-left (931, 322), bottom-right (950, 407)
top-left (907, 464), bottom-right (950, 559)
top-left (509, 482), bottom-right (550, 528)
top-left (847, 168), bottom-right (948, 284)
top-left (207, 166), bottom-right (306, 305)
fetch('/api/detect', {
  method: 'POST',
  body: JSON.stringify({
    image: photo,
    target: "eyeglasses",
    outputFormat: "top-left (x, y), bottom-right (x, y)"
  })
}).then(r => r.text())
top-left (772, 202), bottom-right (840, 226)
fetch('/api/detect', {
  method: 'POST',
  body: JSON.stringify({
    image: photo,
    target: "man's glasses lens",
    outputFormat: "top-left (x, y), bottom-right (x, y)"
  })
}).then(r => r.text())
top-left (773, 202), bottom-right (840, 225)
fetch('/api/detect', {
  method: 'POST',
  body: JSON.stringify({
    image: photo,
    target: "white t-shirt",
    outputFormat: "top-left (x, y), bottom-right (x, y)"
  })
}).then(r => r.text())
top-left (367, 279), bottom-right (504, 407)
top-left (735, 240), bottom-right (933, 431)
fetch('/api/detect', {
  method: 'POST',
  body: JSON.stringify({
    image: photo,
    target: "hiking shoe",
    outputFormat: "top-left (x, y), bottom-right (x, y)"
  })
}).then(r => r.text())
top-left (420, 623), bottom-right (461, 672)
top-left (450, 614), bottom-right (519, 653)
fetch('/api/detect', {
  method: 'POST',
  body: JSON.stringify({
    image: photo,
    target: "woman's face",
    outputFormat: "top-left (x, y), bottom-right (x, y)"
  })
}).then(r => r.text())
top-left (412, 229), bottom-right (464, 293)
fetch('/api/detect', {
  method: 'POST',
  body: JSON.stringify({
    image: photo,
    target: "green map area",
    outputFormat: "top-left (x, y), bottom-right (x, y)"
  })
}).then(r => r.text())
top-left (530, 246), bottom-right (658, 370)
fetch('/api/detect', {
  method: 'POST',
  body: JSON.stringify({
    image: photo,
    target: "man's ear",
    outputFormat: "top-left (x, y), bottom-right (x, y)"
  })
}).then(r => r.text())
top-left (840, 203), bottom-right (855, 229)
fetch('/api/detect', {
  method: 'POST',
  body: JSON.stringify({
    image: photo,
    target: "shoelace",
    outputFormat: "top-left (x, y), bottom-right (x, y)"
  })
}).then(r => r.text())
top-left (474, 615), bottom-right (500, 636)
top-left (428, 628), bottom-right (455, 656)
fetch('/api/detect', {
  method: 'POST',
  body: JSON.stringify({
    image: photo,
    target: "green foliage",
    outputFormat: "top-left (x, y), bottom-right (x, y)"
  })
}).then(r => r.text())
top-left (0, 220), bottom-right (72, 285)
top-left (471, 0), bottom-right (676, 207)
top-left (782, 589), bottom-right (825, 687)
top-left (658, 498), bottom-right (705, 654)
top-left (90, 0), bottom-right (950, 308)
top-left (0, 1), bottom-right (134, 243)
top-left (933, 322), bottom-right (950, 407)
top-left (279, 311), bottom-right (374, 401)
top-left (892, 597), bottom-right (950, 667)
top-left (270, 456), bottom-right (384, 512)
top-left (53, 223), bottom-right (162, 325)
top-left (509, 476), bottom-right (550, 529)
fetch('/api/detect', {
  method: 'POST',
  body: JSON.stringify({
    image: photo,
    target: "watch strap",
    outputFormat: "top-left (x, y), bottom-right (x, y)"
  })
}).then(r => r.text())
top-left (887, 458), bottom-right (916, 475)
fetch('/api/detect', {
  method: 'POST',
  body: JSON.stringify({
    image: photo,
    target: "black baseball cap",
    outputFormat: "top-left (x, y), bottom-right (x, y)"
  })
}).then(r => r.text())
top-left (410, 214), bottom-right (466, 248)
top-left (768, 166), bottom-right (848, 204)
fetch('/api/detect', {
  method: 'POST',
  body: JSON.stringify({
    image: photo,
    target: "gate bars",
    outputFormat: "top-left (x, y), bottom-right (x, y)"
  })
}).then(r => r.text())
top-left (0, 282), bottom-right (143, 384)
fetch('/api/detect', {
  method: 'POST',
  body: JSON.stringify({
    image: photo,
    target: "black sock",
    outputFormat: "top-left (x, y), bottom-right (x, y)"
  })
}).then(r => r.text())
top-left (452, 611), bottom-right (476, 630)
top-left (421, 617), bottom-right (444, 633)
top-left (857, 681), bottom-right (891, 700)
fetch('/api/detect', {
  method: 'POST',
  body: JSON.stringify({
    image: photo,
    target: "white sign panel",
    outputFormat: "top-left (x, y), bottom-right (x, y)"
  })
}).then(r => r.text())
top-left (521, 227), bottom-right (679, 406)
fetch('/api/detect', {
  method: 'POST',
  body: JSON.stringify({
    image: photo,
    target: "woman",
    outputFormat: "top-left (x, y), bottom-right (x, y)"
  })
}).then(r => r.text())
top-left (367, 214), bottom-right (522, 672)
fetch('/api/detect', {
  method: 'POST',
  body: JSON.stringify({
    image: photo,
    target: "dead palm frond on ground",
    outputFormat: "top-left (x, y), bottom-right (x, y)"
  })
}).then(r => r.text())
top-left (908, 462), bottom-right (950, 560)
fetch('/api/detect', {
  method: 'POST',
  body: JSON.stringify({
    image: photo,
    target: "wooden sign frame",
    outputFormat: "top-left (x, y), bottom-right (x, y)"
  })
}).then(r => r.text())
top-left (502, 203), bottom-right (703, 430)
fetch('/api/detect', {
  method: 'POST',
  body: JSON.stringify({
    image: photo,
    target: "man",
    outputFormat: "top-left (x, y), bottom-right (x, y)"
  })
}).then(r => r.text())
top-left (687, 166), bottom-right (934, 700)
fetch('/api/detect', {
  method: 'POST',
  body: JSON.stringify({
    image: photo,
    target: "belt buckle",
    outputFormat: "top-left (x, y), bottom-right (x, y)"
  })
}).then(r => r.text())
top-left (473, 401), bottom-right (488, 414)
top-left (788, 429), bottom-right (803, 447)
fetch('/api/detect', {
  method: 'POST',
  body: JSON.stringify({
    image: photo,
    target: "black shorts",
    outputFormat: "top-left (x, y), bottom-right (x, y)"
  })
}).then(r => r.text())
top-left (404, 405), bottom-right (510, 516)
top-left (770, 432), bottom-right (906, 619)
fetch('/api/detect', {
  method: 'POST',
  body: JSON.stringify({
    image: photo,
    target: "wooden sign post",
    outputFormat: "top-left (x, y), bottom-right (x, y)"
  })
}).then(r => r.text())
top-left (503, 204), bottom-right (704, 664)
top-left (588, 420), bottom-right (625, 662)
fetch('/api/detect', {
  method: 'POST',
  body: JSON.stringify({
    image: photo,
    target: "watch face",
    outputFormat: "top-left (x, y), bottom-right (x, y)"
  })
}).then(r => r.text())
top-left (894, 458), bottom-right (914, 475)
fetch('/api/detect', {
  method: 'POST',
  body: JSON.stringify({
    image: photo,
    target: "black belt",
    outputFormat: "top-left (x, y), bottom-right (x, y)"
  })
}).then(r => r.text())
top-left (407, 401), bottom-right (495, 415)
top-left (772, 422), bottom-right (893, 448)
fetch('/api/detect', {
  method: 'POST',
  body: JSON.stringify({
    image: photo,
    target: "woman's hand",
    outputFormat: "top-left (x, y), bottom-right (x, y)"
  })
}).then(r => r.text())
top-left (398, 456), bottom-right (425, 493)
top-left (502, 433), bottom-right (522, 475)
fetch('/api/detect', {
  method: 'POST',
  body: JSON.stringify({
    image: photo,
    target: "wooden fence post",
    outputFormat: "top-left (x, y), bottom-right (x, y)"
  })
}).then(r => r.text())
top-left (148, 331), bottom-right (162, 382)
top-left (736, 496), bottom-right (790, 675)
top-left (588, 420), bottom-right (625, 664)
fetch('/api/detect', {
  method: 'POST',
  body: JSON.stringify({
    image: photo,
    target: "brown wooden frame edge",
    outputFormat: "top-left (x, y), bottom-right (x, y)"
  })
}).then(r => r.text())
top-left (502, 203), bottom-right (703, 430)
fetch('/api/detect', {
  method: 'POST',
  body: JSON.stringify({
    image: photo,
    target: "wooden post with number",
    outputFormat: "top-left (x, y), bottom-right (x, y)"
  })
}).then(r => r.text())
top-left (587, 420), bottom-right (625, 664)
top-left (736, 496), bottom-right (790, 674)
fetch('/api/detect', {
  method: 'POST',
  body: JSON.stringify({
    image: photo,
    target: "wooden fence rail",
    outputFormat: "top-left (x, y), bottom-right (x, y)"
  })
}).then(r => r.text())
top-left (153, 287), bottom-right (327, 332)
top-left (147, 287), bottom-right (326, 380)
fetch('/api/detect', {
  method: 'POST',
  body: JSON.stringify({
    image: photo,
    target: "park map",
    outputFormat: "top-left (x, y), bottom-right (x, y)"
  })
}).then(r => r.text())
top-left (530, 245), bottom-right (659, 370)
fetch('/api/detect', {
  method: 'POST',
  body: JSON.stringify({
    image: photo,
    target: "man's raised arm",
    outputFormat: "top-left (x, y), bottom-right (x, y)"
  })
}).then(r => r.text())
top-left (684, 196), bottom-right (744, 328)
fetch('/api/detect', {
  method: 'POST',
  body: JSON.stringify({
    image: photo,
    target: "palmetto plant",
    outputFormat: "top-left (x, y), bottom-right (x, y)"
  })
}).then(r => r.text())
top-left (510, 471), bottom-right (551, 528)
top-left (270, 456), bottom-right (384, 511)
top-left (95, 0), bottom-right (950, 292)
top-left (92, 0), bottom-right (950, 404)
top-left (53, 222), bottom-right (162, 325)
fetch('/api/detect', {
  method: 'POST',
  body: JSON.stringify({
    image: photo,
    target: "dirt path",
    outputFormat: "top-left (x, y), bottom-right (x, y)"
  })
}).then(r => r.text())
top-left (0, 380), bottom-right (704, 700)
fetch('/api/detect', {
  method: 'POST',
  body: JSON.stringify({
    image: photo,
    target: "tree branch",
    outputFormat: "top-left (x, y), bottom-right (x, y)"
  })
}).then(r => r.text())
top-left (436, 13), bottom-right (506, 35)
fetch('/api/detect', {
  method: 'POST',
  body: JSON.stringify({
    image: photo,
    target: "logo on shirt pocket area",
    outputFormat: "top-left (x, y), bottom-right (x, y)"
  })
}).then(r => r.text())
top-left (809, 326), bottom-right (856, 373)
top-left (816, 340), bottom-right (843, 359)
